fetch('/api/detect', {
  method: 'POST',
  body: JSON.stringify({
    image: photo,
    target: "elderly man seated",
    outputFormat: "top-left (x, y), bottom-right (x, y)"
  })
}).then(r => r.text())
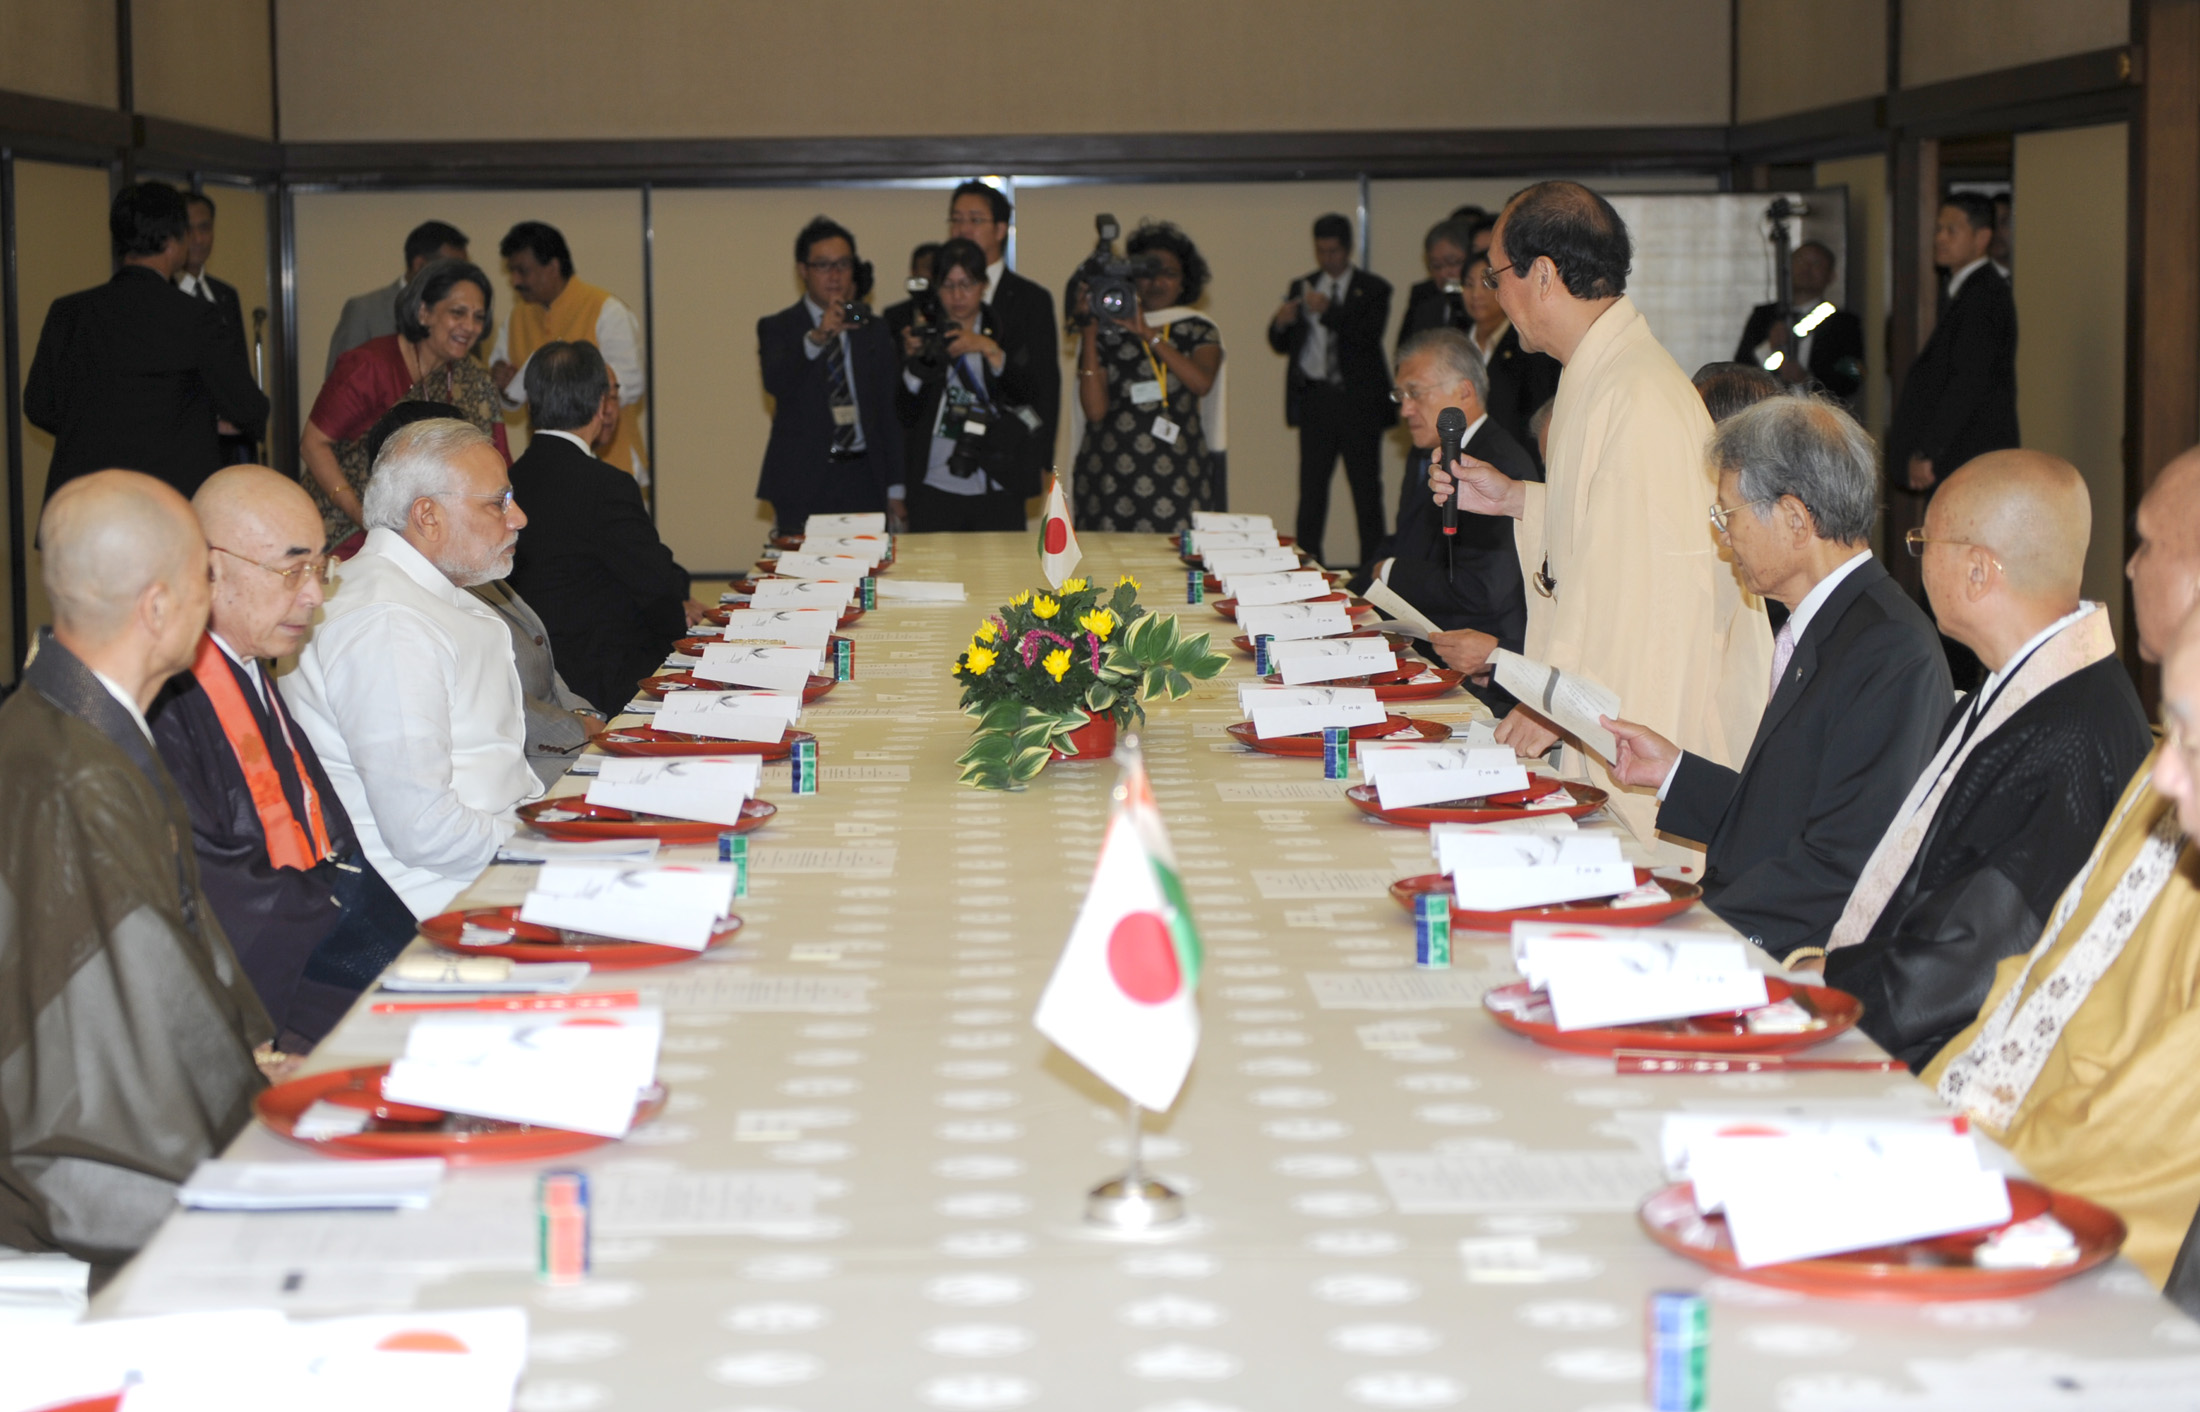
top-left (284, 419), bottom-right (542, 918)
top-left (0, 471), bottom-right (270, 1269)
top-left (150, 467), bottom-right (417, 1053)
top-left (1926, 445), bottom-right (2200, 1293)
top-left (1816, 451), bottom-right (2151, 1069)
top-left (1603, 397), bottom-right (1950, 958)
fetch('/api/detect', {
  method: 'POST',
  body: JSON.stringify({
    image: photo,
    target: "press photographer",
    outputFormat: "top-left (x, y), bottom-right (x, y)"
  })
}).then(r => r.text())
top-left (896, 238), bottom-right (1041, 533)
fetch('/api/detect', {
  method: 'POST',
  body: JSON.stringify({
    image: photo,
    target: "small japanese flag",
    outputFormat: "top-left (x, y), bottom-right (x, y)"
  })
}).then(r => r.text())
top-left (1034, 737), bottom-right (1203, 1111)
top-left (1038, 475), bottom-right (1082, 589)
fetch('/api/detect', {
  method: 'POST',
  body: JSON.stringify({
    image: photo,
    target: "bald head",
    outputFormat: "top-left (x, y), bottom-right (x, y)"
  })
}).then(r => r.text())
top-left (194, 466), bottom-right (323, 556)
top-left (1930, 450), bottom-right (2090, 600)
top-left (194, 466), bottom-right (332, 661)
top-left (2128, 446), bottom-right (2200, 662)
top-left (41, 470), bottom-right (205, 645)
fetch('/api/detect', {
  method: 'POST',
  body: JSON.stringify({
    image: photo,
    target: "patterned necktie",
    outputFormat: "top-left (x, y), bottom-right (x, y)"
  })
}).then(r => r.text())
top-left (823, 331), bottom-right (859, 456)
top-left (1768, 620), bottom-right (1796, 702)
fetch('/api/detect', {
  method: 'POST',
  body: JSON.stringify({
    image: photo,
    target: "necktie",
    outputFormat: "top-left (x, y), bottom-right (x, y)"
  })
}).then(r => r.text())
top-left (1323, 278), bottom-right (1342, 382)
top-left (1768, 620), bottom-right (1795, 702)
top-left (824, 331), bottom-right (859, 456)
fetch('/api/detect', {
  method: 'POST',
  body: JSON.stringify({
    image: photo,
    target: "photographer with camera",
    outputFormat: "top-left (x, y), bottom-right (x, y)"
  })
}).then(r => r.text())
top-left (945, 182), bottom-right (1060, 491)
top-left (1069, 219), bottom-right (1222, 533)
top-left (1395, 217), bottom-right (1476, 355)
top-left (894, 238), bottom-right (1041, 532)
top-left (755, 217), bottom-right (905, 535)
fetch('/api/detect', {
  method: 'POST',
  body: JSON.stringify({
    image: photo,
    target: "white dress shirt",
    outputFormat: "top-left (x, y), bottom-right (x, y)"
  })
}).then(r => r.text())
top-left (176, 270), bottom-right (220, 304)
top-left (1296, 267), bottom-right (1353, 384)
top-left (491, 295), bottom-right (647, 407)
top-left (281, 527), bottom-right (541, 917)
top-left (984, 257), bottom-right (1006, 304)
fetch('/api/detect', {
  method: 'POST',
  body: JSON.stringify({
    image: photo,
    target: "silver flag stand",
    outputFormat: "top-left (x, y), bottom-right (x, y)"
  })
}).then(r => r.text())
top-left (1085, 1096), bottom-right (1185, 1231)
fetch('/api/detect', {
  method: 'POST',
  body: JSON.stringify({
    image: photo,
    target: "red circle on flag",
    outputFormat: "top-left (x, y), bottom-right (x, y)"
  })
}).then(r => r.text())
top-left (1107, 911), bottom-right (1181, 1004)
top-left (1044, 517), bottom-right (1070, 554)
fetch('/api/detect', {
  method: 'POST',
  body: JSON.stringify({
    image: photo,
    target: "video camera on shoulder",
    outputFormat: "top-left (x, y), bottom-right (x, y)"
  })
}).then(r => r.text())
top-left (1067, 213), bottom-right (1158, 337)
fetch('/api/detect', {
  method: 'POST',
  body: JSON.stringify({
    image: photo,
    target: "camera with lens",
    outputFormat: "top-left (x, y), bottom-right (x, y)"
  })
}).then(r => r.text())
top-left (1068, 213), bottom-right (1157, 336)
top-left (901, 276), bottom-right (959, 379)
top-left (839, 300), bottom-right (874, 328)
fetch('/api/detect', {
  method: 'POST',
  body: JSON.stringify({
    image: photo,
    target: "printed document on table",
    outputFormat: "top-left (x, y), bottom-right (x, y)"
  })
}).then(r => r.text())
top-left (770, 553), bottom-right (873, 580)
top-left (1202, 546), bottom-right (1298, 574)
top-left (1269, 636), bottom-right (1396, 684)
top-left (692, 644), bottom-right (818, 692)
top-left (652, 690), bottom-right (799, 742)
top-left (749, 577), bottom-right (856, 608)
top-left (801, 512), bottom-right (886, 534)
top-left (382, 1007), bottom-right (663, 1138)
top-left (1441, 830), bottom-right (1633, 910)
top-left (716, 608), bottom-right (838, 648)
top-left (1241, 685), bottom-right (1386, 738)
top-left (586, 755), bottom-right (763, 827)
top-left (1225, 570), bottom-right (1330, 606)
top-left (1237, 601), bottom-right (1354, 641)
top-left (1370, 745), bottom-right (1529, 810)
top-left (1189, 511), bottom-right (1274, 534)
top-left (791, 535), bottom-right (887, 564)
top-left (519, 862), bottom-right (738, 949)
top-left (1489, 649), bottom-right (1620, 761)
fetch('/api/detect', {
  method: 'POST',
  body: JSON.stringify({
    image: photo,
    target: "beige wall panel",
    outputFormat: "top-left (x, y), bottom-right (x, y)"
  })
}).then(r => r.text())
top-left (277, 0), bottom-right (1728, 143)
top-left (1736, 0), bottom-right (1885, 121)
top-left (0, 0), bottom-right (114, 109)
top-left (131, 0), bottom-right (274, 139)
top-left (291, 189), bottom-right (642, 463)
top-left (10, 160), bottom-right (123, 658)
top-left (2011, 123), bottom-right (2127, 643)
top-left (199, 182), bottom-right (273, 422)
top-left (1814, 153), bottom-right (1887, 444)
top-left (1903, 0), bottom-right (2126, 87)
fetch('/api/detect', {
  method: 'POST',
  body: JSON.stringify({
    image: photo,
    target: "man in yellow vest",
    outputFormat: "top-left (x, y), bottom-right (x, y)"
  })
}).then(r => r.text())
top-left (488, 220), bottom-right (650, 485)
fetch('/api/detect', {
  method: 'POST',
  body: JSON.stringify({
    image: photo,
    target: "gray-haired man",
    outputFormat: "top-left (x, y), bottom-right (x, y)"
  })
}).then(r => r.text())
top-left (1601, 396), bottom-right (1950, 960)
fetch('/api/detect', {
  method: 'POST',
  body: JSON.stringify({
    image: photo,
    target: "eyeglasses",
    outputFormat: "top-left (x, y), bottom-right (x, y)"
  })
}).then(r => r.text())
top-left (439, 488), bottom-right (518, 513)
top-left (1479, 261), bottom-right (1518, 291)
top-left (1388, 383), bottom-right (1461, 405)
top-left (210, 545), bottom-right (336, 587)
top-left (1904, 529), bottom-right (2003, 572)
top-left (936, 278), bottom-right (985, 293)
top-left (1708, 498), bottom-right (1777, 533)
top-left (803, 257), bottom-right (855, 273)
top-left (947, 213), bottom-right (1000, 229)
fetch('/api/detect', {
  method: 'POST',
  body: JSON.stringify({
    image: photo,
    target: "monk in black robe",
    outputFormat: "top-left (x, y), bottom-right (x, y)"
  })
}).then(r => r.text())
top-left (1814, 451), bottom-right (2153, 1070)
top-left (150, 467), bottom-right (414, 1053)
top-left (0, 471), bottom-right (269, 1270)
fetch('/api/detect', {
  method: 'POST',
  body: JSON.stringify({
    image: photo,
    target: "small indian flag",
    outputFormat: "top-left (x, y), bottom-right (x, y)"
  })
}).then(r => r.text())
top-left (1034, 737), bottom-right (1203, 1111)
top-left (1037, 475), bottom-right (1082, 589)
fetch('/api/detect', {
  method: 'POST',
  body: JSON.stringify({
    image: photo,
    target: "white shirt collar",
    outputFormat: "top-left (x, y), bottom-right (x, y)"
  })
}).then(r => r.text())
top-left (1946, 256), bottom-right (1991, 302)
top-left (803, 296), bottom-right (829, 324)
top-left (540, 429), bottom-right (595, 457)
top-left (1782, 549), bottom-right (1874, 645)
top-left (984, 258), bottom-right (1005, 303)
top-left (363, 525), bottom-right (482, 612)
top-left (89, 668), bottom-right (154, 742)
top-left (1976, 602), bottom-right (2095, 700)
top-left (1461, 411), bottom-right (1489, 443)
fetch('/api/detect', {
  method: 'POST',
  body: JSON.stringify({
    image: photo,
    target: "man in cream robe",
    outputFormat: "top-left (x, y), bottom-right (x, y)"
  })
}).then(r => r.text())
top-left (1430, 182), bottom-right (1770, 845)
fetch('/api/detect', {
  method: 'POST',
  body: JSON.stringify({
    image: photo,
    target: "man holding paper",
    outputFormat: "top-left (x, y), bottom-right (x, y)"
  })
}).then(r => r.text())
top-left (1428, 183), bottom-right (1772, 846)
top-left (1601, 398), bottom-right (1948, 960)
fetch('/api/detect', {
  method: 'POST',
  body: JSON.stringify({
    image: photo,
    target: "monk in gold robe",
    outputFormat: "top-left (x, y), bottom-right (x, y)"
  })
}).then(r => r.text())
top-left (1429, 181), bottom-right (1772, 846)
top-left (1925, 446), bottom-right (2200, 1288)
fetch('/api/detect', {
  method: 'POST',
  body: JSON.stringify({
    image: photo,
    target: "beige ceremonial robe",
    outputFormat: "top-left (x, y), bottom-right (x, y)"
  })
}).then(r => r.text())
top-left (1924, 748), bottom-right (2200, 1285)
top-left (1516, 297), bottom-right (1773, 844)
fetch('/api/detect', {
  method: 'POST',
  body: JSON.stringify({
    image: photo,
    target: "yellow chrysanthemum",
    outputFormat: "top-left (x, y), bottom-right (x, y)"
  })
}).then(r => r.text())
top-left (974, 620), bottom-right (999, 643)
top-left (964, 645), bottom-right (998, 675)
top-left (1079, 609), bottom-right (1115, 641)
top-left (1009, 590), bottom-right (1032, 608)
top-left (1061, 577), bottom-right (1088, 594)
top-left (1031, 594), bottom-right (1060, 619)
top-left (1042, 648), bottom-right (1073, 682)
top-left (1117, 573), bottom-right (1140, 590)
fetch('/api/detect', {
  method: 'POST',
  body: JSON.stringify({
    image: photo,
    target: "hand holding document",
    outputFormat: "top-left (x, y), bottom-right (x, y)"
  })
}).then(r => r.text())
top-left (1237, 601), bottom-right (1353, 640)
top-left (382, 1005), bottom-right (664, 1137)
top-left (749, 577), bottom-right (856, 607)
top-left (693, 643), bottom-right (819, 691)
top-left (586, 755), bottom-right (763, 827)
top-left (519, 862), bottom-right (738, 949)
top-left (802, 511), bottom-right (887, 534)
top-left (1442, 830), bottom-right (1633, 911)
top-left (1270, 635), bottom-right (1396, 684)
top-left (717, 607), bottom-right (838, 648)
top-left (1239, 685), bottom-right (1386, 739)
top-left (1510, 920), bottom-right (1768, 1030)
top-left (652, 689), bottom-right (800, 743)
top-left (1227, 570), bottom-right (1331, 606)
top-left (769, 553), bottom-right (873, 580)
top-left (1489, 649), bottom-right (1620, 761)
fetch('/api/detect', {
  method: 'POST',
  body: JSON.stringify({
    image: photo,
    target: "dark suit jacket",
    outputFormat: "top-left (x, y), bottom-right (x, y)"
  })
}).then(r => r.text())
top-left (508, 432), bottom-right (693, 715)
top-left (25, 266), bottom-right (270, 500)
top-left (987, 268), bottom-right (1062, 475)
top-left (1396, 281), bottom-right (1470, 357)
top-left (1266, 266), bottom-right (1395, 426)
top-left (755, 300), bottom-right (906, 523)
top-left (1733, 301), bottom-right (1866, 406)
top-left (892, 306), bottom-right (1043, 495)
top-left (1659, 556), bottom-right (1952, 960)
top-left (1481, 325), bottom-right (1561, 466)
top-left (1886, 264), bottom-right (2019, 484)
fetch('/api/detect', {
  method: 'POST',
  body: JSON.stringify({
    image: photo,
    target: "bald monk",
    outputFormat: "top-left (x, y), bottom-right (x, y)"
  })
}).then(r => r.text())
top-left (1816, 452), bottom-right (2151, 1069)
top-left (0, 471), bottom-right (270, 1269)
top-left (149, 467), bottom-right (417, 1054)
top-left (1925, 446), bottom-right (2200, 1288)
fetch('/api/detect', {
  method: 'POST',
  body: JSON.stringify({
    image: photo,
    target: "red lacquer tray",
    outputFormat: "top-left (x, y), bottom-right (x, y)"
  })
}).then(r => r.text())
top-left (518, 796), bottom-right (775, 844)
top-left (639, 670), bottom-right (835, 703)
top-left (1347, 779), bottom-right (1611, 825)
top-left (1639, 1179), bottom-right (2124, 1301)
top-left (419, 904), bottom-right (742, 968)
top-left (256, 1063), bottom-right (669, 1164)
top-left (1482, 978), bottom-right (1862, 1054)
top-left (1390, 868), bottom-right (1702, 929)
top-left (1227, 715), bottom-right (1453, 756)
top-left (595, 726), bottom-right (812, 761)
top-left (1233, 629), bottom-right (1407, 657)
top-left (1214, 592), bottom-right (1375, 623)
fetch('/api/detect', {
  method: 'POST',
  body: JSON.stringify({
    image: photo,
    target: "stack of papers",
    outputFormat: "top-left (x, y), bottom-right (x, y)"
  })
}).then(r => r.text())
top-left (714, 607), bottom-right (839, 648)
top-left (876, 579), bottom-right (966, 603)
top-left (803, 511), bottom-right (886, 534)
top-left (1510, 921), bottom-right (1768, 1029)
top-left (1238, 601), bottom-right (1354, 641)
top-left (749, 578), bottom-right (856, 608)
top-left (1661, 1114), bottom-right (2012, 1267)
top-left (1226, 570), bottom-right (1330, 606)
top-left (653, 689), bottom-right (800, 743)
top-left (178, 1159), bottom-right (446, 1211)
top-left (0, 1252), bottom-right (87, 1328)
top-left (1441, 831), bottom-right (1633, 911)
top-left (1360, 743), bottom-right (1528, 809)
top-left (770, 553), bottom-right (873, 580)
top-left (692, 643), bottom-right (820, 691)
top-left (1238, 685), bottom-right (1385, 738)
top-left (1205, 545), bottom-right (1300, 575)
top-left (1269, 635), bottom-right (1396, 684)
top-left (382, 1005), bottom-right (664, 1137)
top-left (1190, 510), bottom-right (1273, 533)
top-left (519, 861), bottom-right (739, 949)
top-left (586, 755), bottom-right (763, 826)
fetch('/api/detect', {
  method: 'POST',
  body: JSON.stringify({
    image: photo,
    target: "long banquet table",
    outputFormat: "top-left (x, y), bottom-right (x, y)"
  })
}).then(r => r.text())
top-left (100, 531), bottom-right (2200, 1409)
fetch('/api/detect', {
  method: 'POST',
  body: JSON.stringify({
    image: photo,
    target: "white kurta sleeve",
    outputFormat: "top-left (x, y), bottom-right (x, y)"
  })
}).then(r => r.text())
top-left (597, 297), bottom-right (646, 403)
top-left (490, 317), bottom-right (529, 407)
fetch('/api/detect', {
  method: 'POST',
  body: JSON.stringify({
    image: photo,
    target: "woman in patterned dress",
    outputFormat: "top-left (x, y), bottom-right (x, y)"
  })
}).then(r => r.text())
top-left (1071, 222), bottom-right (1222, 532)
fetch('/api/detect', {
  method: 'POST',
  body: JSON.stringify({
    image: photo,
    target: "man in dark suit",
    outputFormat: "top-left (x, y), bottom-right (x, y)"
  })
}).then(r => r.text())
top-left (1732, 241), bottom-right (1865, 409)
top-left (1394, 218), bottom-right (1475, 356)
top-left (947, 181), bottom-right (1060, 498)
top-left (177, 190), bottom-right (260, 465)
top-left (507, 342), bottom-right (696, 715)
top-left (882, 241), bottom-right (940, 344)
top-left (25, 182), bottom-right (269, 503)
top-left (1267, 213), bottom-right (1395, 568)
top-left (756, 217), bottom-right (906, 535)
top-left (1604, 397), bottom-right (1952, 961)
top-left (1365, 328), bottom-right (1540, 713)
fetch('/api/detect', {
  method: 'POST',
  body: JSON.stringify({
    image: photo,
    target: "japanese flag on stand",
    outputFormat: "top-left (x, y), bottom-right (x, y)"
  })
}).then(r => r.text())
top-left (1034, 738), bottom-right (1203, 1111)
top-left (1038, 475), bottom-right (1082, 589)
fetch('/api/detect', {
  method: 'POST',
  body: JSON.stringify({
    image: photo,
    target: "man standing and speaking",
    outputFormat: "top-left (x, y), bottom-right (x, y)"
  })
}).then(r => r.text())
top-left (1430, 181), bottom-right (1773, 849)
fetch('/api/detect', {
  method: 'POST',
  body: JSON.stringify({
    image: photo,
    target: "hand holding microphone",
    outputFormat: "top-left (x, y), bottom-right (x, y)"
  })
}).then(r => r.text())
top-left (1436, 406), bottom-right (1467, 538)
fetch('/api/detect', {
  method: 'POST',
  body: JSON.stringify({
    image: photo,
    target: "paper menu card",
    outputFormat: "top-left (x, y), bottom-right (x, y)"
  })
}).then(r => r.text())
top-left (518, 862), bottom-right (738, 949)
top-left (1509, 921), bottom-right (1768, 1030)
top-left (692, 643), bottom-right (819, 692)
top-left (1441, 830), bottom-right (1632, 910)
top-left (1660, 1114), bottom-right (2010, 1267)
top-left (1227, 570), bottom-right (1331, 607)
top-left (1361, 578), bottom-right (1443, 636)
top-left (1489, 649), bottom-right (1621, 761)
top-left (749, 577), bottom-right (856, 607)
top-left (1270, 636), bottom-right (1397, 685)
top-left (1361, 744), bottom-right (1529, 810)
top-left (802, 511), bottom-right (886, 534)
top-left (1190, 510), bottom-right (1273, 533)
top-left (769, 553), bottom-right (873, 580)
top-left (652, 689), bottom-right (799, 742)
top-left (792, 535), bottom-right (887, 563)
top-left (586, 755), bottom-right (763, 827)
top-left (1239, 685), bottom-right (1386, 739)
top-left (1237, 601), bottom-right (1353, 641)
top-left (1204, 546), bottom-right (1300, 575)
top-left (715, 608), bottom-right (838, 648)
top-left (381, 1006), bottom-right (663, 1138)
top-left (1189, 528), bottom-right (1281, 552)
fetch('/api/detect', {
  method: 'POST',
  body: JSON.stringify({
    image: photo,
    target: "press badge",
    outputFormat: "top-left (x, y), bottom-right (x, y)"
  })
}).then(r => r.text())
top-left (830, 404), bottom-right (859, 427)
top-left (1151, 416), bottom-right (1182, 446)
top-left (1129, 380), bottom-right (1163, 408)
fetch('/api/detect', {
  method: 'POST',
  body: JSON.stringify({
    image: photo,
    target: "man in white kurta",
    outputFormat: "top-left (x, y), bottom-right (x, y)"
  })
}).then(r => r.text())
top-left (284, 420), bottom-right (542, 917)
top-left (1431, 181), bottom-right (1772, 845)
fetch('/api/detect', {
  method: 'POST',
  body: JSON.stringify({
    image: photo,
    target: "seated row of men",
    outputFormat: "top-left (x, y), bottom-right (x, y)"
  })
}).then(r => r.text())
top-left (0, 345), bottom-right (690, 1272)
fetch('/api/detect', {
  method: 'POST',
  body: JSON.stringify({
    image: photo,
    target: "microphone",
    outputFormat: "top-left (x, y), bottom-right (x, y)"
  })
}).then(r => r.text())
top-left (1436, 406), bottom-right (1468, 537)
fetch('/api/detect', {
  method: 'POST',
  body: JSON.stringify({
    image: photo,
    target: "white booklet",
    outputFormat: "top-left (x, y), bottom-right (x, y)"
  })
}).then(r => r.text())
top-left (1269, 636), bottom-right (1397, 685)
top-left (692, 643), bottom-right (819, 692)
top-left (1489, 649), bottom-right (1621, 762)
top-left (801, 511), bottom-right (886, 534)
top-left (518, 862), bottom-right (739, 949)
top-left (1204, 545), bottom-right (1302, 575)
top-left (1227, 570), bottom-right (1331, 607)
top-left (1510, 921), bottom-right (1767, 1029)
top-left (1239, 685), bottom-right (1386, 739)
top-left (768, 553), bottom-right (873, 581)
top-left (715, 607), bottom-right (838, 648)
top-left (652, 690), bottom-right (799, 743)
top-left (749, 577), bottom-right (856, 608)
top-left (1443, 830), bottom-right (1633, 911)
top-left (1371, 745), bottom-right (1530, 811)
top-left (382, 1007), bottom-right (664, 1138)
top-left (586, 755), bottom-right (763, 826)
top-left (1237, 601), bottom-right (1353, 641)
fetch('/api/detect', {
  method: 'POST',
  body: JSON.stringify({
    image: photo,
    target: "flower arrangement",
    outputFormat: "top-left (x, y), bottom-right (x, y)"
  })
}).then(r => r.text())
top-left (952, 574), bottom-right (1225, 789)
